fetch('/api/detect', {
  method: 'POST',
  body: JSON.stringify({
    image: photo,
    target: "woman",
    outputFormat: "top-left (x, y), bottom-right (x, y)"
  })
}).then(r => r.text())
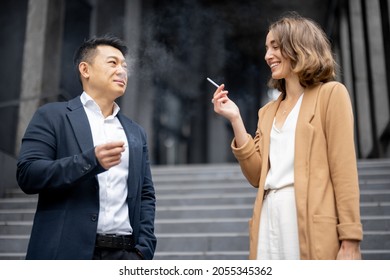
top-left (212, 14), bottom-right (363, 260)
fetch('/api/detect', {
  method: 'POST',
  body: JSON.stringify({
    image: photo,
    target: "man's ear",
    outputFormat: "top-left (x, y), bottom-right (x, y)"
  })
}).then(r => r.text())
top-left (79, 62), bottom-right (90, 79)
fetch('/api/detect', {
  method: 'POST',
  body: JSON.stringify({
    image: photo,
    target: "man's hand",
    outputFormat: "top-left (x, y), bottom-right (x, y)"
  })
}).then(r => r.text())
top-left (336, 240), bottom-right (362, 260)
top-left (95, 141), bottom-right (125, 170)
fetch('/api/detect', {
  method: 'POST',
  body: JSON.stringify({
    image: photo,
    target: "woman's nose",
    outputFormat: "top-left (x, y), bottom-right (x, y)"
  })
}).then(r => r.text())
top-left (264, 49), bottom-right (272, 61)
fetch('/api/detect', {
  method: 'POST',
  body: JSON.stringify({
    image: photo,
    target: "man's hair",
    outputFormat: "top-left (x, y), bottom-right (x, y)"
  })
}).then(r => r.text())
top-left (73, 34), bottom-right (128, 78)
top-left (267, 12), bottom-right (337, 94)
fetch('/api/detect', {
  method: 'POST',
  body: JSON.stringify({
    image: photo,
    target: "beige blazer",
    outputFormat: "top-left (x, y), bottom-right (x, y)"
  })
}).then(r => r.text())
top-left (232, 81), bottom-right (363, 259)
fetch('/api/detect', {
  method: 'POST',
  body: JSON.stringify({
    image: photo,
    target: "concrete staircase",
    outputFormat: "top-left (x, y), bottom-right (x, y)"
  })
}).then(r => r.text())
top-left (1, 159), bottom-right (389, 260)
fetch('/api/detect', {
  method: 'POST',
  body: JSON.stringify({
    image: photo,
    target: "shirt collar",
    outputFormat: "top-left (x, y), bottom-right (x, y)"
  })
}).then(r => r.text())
top-left (80, 91), bottom-right (120, 117)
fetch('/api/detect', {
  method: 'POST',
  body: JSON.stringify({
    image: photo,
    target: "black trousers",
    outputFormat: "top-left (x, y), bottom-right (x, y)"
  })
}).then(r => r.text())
top-left (93, 247), bottom-right (142, 260)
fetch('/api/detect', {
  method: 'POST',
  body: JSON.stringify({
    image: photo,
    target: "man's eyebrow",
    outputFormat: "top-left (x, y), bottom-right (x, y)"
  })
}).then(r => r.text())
top-left (106, 55), bottom-right (127, 63)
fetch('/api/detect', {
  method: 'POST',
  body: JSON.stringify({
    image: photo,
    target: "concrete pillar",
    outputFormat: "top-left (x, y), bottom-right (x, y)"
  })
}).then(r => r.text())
top-left (90, 0), bottom-right (124, 37)
top-left (121, 0), bottom-right (156, 163)
top-left (339, 5), bottom-right (359, 151)
top-left (364, 0), bottom-right (390, 154)
top-left (15, 0), bottom-right (65, 155)
top-left (207, 25), bottom-right (230, 163)
top-left (122, 0), bottom-right (142, 120)
top-left (339, 9), bottom-right (354, 106)
top-left (0, 0), bottom-right (28, 155)
top-left (348, 0), bottom-right (373, 157)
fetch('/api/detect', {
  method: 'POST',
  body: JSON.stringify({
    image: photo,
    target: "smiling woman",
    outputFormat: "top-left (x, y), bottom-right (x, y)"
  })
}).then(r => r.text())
top-left (266, 15), bottom-right (336, 93)
top-left (211, 13), bottom-right (363, 260)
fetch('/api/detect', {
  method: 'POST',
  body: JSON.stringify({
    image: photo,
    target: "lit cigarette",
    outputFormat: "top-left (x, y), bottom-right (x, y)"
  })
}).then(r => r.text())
top-left (207, 77), bottom-right (220, 88)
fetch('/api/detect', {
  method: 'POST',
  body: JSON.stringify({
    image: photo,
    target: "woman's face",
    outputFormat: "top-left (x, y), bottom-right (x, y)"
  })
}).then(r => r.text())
top-left (264, 31), bottom-right (293, 80)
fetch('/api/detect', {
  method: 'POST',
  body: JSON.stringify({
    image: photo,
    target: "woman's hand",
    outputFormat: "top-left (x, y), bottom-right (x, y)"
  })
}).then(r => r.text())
top-left (212, 84), bottom-right (240, 123)
top-left (336, 240), bottom-right (362, 260)
top-left (211, 84), bottom-right (248, 148)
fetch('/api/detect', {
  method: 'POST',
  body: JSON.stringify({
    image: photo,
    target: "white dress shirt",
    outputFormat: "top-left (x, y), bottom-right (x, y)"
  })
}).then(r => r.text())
top-left (264, 94), bottom-right (303, 190)
top-left (80, 92), bottom-right (132, 235)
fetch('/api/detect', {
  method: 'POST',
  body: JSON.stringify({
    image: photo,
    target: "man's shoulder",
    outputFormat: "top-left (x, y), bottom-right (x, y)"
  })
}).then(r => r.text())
top-left (38, 97), bottom-right (80, 113)
top-left (39, 101), bottom-right (67, 110)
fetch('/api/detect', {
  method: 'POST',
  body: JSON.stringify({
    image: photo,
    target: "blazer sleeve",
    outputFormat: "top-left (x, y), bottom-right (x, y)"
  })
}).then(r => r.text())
top-left (230, 107), bottom-right (268, 188)
top-left (323, 83), bottom-right (363, 241)
top-left (16, 105), bottom-right (105, 194)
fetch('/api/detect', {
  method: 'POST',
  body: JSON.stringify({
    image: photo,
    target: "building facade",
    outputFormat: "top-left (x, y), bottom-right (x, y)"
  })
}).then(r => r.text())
top-left (0, 0), bottom-right (389, 165)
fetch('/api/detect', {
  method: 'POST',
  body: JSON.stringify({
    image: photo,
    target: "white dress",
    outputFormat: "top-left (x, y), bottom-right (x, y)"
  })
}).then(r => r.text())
top-left (257, 94), bottom-right (303, 260)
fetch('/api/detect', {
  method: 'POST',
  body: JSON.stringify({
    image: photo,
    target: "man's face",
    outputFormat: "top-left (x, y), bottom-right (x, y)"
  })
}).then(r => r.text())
top-left (86, 45), bottom-right (128, 99)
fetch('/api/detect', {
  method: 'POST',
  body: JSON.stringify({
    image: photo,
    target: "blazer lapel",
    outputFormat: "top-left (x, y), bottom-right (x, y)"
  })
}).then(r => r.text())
top-left (294, 84), bottom-right (319, 191)
top-left (260, 94), bottom-right (283, 178)
top-left (117, 114), bottom-right (139, 197)
top-left (66, 97), bottom-right (94, 152)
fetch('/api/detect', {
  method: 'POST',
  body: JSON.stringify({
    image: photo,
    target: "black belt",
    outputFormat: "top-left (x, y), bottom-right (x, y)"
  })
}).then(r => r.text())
top-left (95, 234), bottom-right (135, 250)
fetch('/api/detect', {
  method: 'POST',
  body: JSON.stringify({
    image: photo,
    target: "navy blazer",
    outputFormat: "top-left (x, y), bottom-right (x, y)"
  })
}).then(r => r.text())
top-left (16, 96), bottom-right (156, 259)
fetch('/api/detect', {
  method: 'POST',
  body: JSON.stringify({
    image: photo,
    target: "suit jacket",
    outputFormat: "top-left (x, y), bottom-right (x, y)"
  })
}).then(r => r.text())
top-left (16, 96), bottom-right (156, 260)
top-left (231, 81), bottom-right (363, 259)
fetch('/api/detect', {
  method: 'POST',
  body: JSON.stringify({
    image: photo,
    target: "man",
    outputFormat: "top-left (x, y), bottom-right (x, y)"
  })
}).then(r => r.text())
top-left (16, 35), bottom-right (156, 260)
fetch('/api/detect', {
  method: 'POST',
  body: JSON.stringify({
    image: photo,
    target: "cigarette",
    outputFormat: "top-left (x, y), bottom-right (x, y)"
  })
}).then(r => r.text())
top-left (207, 77), bottom-right (220, 88)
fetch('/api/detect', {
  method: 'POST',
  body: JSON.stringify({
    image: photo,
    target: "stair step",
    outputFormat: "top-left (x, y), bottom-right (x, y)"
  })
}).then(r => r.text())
top-left (155, 218), bottom-right (248, 234)
top-left (361, 250), bottom-right (390, 260)
top-left (154, 251), bottom-right (248, 260)
top-left (156, 193), bottom-right (256, 207)
top-left (359, 179), bottom-right (390, 189)
top-left (0, 252), bottom-right (26, 260)
top-left (360, 191), bottom-right (390, 202)
top-left (156, 185), bottom-right (256, 195)
top-left (154, 250), bottom-right (390, 260)
top-left (361, 216), bottom-right (390, 230)
top-left (155, 232), bottom-right (248, 252)
top-left (360, 231), bottom-right (390, 250)
top-left (0, 209), bottom-right (35, 221)
top-left (360, 202), bottom-right (390, 215)
top-left (0, 235), bottom-right (29, 253)
top-left (154, 216), bottom-right (390, 234)
top-left (0, 221), bottom-right (32, 235)
top-left (156, 205), bottom-right (252, 219)
top-left (0, 198), bottom-right (37, 209)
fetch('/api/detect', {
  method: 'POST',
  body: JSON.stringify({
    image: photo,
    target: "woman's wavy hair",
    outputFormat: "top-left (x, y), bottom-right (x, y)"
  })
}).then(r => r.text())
top-left (267, 13), bottom-right (337, 94)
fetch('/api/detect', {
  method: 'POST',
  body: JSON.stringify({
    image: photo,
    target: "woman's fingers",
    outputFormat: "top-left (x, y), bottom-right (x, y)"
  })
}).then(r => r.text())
top-left (212, 84), bottom-right (228, 104)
